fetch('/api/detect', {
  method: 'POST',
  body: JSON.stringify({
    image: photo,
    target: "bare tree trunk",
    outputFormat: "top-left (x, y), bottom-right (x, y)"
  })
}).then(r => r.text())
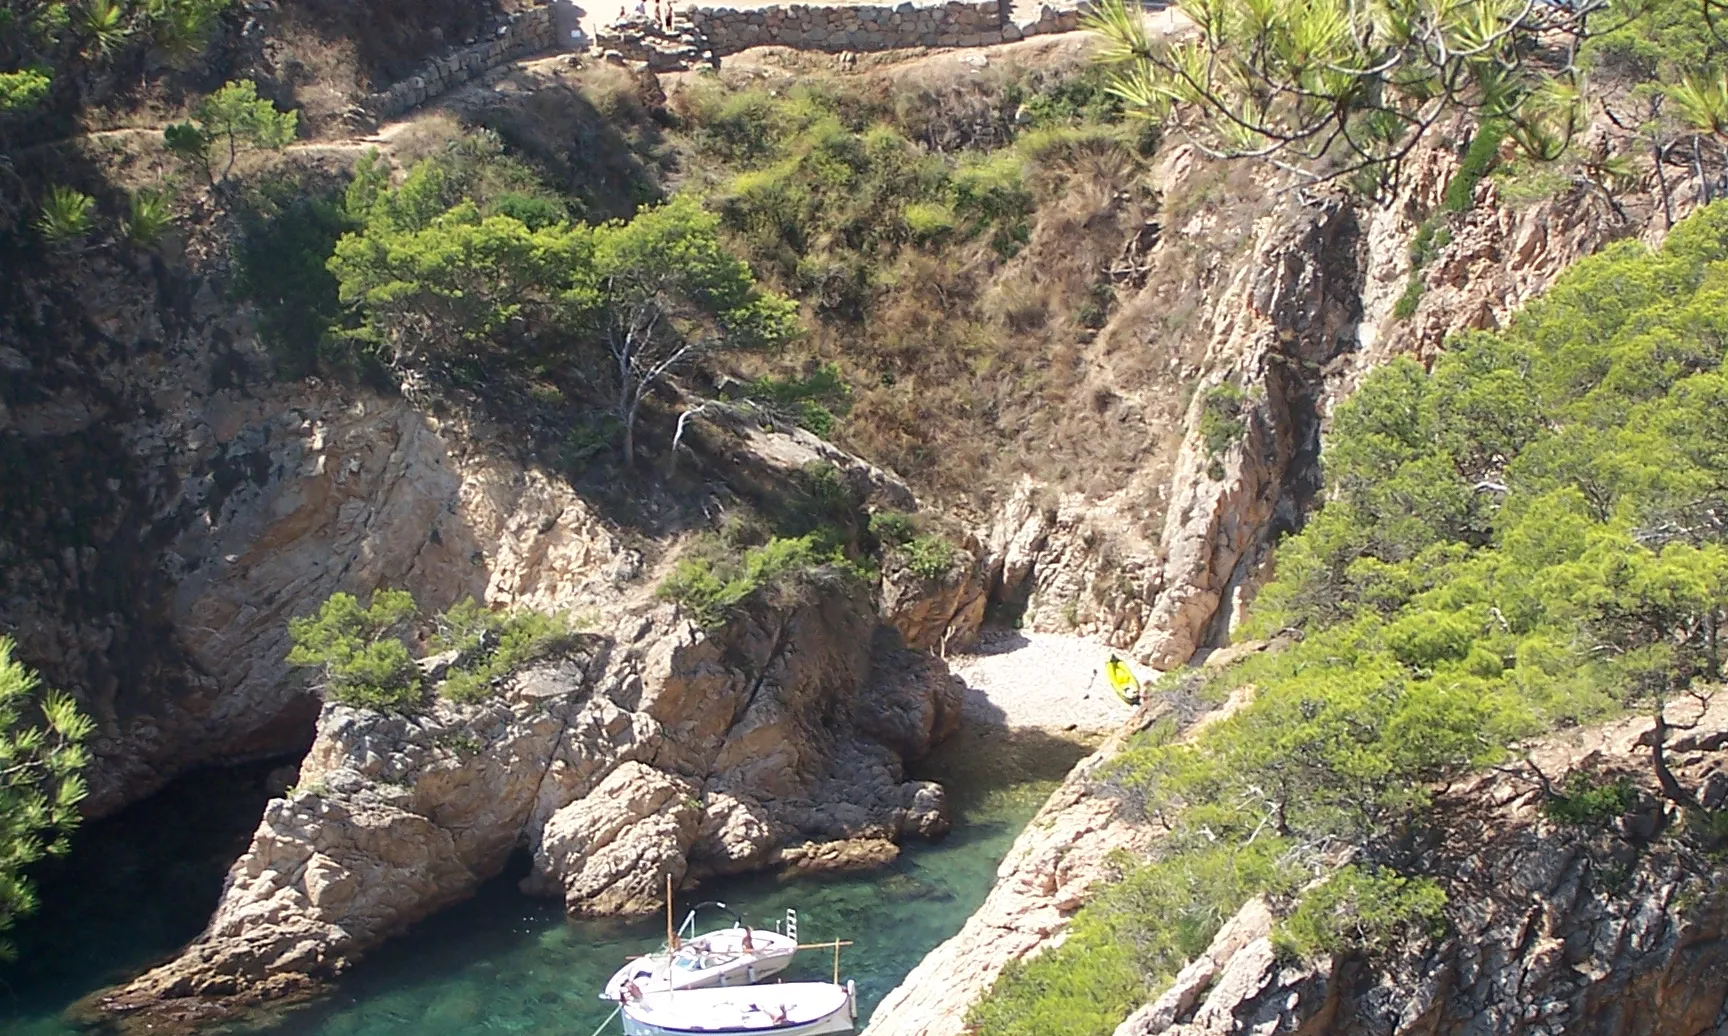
top-left (1653, 139), bottom-right (1674, 230)
top-left (1709, 606), bottom-right (1721, 682)
top-left (1649, 709), bottom-right (1698, 809)
top-left (1693, 137), bottom-right (1710, 205)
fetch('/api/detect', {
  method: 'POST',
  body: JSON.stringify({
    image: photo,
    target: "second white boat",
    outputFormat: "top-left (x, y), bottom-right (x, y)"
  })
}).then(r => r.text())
top-left (620, 980), bottom-right (858, 1036)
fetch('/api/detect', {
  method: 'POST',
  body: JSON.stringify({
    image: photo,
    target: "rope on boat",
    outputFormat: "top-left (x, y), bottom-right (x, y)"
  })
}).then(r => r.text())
top-left (588, 1003), bottom-right (623, 1036)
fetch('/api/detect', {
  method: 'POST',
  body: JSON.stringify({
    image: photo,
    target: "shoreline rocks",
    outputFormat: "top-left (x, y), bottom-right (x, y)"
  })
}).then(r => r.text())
top-left (98, 586), bottom-right (965, 1031)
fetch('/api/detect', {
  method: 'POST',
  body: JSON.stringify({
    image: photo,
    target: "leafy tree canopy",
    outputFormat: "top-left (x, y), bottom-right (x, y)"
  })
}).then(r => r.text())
top-left (287, 590), bottom-right (423, 712)
top-left (163, 79), bottom-right (297, 181)
top-left (0, 0), bottom-right (229, 117)
top-left (0, 637), bottom-right (94, 958)
top-left (329, 144), bottom-right (797, 463)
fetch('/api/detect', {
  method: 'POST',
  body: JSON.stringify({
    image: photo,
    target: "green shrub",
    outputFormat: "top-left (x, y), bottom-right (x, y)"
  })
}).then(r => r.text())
top-left (1013, 123), bottom-right (1133, 168)
top-left (81, 0), bottom-right (128, 56)
top-left (124, 187), bottom-right (174, 245)
top-left (1393, 218), bottom-right (1453, 321)
top-left (1198, 381), bottom-right (1246, 472)
top-left (561, 415), bottom-right (624, 469)
top-left (972, 841), bottom-right (1297, 1036)
top-left (36, 186), bottom-right (95, 243)
top-left (657, 532), bottom-right (866, 629)
top-left (1407, 218), bottom-right (1453, 268)
top-left (431, 599), bottom-right (580, 704)
top-left (952, 151), bottom-right (1033, 256)
top-left (1017, 67), bottom-right (1126, 127)
top-left (741, 363), bottom-right (851, 435)
top-left (1442, 121), bottom-right (1506, 212)
top-left (1492, 161), bottom-right (1573, 205)
top-left (287, 591), bottom-right (424, 712)
top-left (1273, 866), bottom-right (1448, 961)
top-left (1392, 274), bottom-right (1424, 320)
top-left (771, 462), bottom-right (861, 538)
top-left (691, 88), bottom-right (805, 164)
top-left (0, 69), bottom-right (51, 114)
top-left (899, 535), bottom-right (955, 580)
top-left (490, 191), bottom-right (567, 230)
top-left (903, 200), bottom-right (956, 244)
top-left (1543, 772), bottom-right (1638, 826)
top-left (868, 510), bottom-right (917, 547)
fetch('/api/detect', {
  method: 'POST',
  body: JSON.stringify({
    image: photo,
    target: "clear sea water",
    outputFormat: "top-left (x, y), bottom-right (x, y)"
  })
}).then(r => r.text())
top-left (0, 726), bottom-right (1086, 1036)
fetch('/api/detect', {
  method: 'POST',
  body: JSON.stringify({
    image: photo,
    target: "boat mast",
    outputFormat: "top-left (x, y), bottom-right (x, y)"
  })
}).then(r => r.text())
top-left (665, 874), bottom-right (678, 950)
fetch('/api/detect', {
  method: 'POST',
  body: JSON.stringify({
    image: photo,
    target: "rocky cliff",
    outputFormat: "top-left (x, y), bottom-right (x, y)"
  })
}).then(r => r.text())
top-left (98, 581), bottom-right (961, 1029)
top-left (977, 131), bottom-right (1694, 674)
top-left (1111, 695), bottom-right (1728, 1036)
top-left (0, 252), bottom-right (631, 816)
top-left (876, 124), bottom-right (1722, 1035)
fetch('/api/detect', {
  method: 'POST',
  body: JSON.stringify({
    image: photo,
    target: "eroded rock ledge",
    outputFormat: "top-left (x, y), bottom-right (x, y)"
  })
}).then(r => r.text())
top-left (99, 585), bottom-right (961, 1029)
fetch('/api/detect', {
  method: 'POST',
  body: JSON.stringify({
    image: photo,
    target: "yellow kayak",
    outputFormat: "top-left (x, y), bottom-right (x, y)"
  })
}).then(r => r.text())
top-left (1105, 656), bottom-right (1141, 704)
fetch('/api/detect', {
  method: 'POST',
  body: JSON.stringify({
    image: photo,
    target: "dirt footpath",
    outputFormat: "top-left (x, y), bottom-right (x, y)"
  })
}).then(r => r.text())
top-left (947, 629), bottom-right (1138, 734)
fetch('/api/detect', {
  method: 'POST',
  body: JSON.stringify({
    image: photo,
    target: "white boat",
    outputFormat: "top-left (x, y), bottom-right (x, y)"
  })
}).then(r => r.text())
top-left (601, 902), bottom-right (800, 1001)
top-left (621, 980), bottom-right (858, 1036)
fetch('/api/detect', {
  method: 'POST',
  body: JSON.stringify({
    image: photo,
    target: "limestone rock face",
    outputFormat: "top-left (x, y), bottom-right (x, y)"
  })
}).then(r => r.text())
top-left (878, 546), bottom-right (989, 654)
top-left (102, 583), bottom-right (962, 1027)
top-left (1, 254), bottom-right (629, 816)
top-left (853, 627), bottom-right (965, 759)
top-left (977, 128), bottom-right (1690, 676)
top-left (536, 762), bottom-right (703, 916)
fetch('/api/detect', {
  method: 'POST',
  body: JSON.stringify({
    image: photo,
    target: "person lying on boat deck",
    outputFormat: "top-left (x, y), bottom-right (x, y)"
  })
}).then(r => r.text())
top-left (746, 1003), bottom-right (790, 1024)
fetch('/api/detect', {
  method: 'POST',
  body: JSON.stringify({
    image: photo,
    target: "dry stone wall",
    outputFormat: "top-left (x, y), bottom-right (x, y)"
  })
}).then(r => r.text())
top-left (362, 7), bottom-right (558, 119)
top-left (692, 0), bottom-right (1001, 53)
top-left (608, 0), bottom-right (1091, 60)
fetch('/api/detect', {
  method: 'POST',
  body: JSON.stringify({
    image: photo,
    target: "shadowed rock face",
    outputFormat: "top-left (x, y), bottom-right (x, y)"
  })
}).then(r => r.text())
top-left (0, 250), bottom-right (639, 816)
top-left (99, 587), bottom-right (964, 1029)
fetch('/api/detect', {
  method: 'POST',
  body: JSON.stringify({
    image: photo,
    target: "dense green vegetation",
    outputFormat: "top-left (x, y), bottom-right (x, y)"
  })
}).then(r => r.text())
top-left (869, 510), bottom-right (957, 580)
top-left (287, 592), bottom-right (579, 711)
top-left (656, 530), bottom-right (873, 630)
top-left (0, 0), bottom-right (228, 116)
top-left (0, 638), bottom-right (92, 957)
top-left (974, 202), bottom-right (1728, 1036)
top-left (428, 599), bottom-right (587, 704)
top-left (1196, 381), bottom-right (1247, 477)
top-left (326, 135), bottom-right (797, 463)
top-left (287, 591), bottom-right (424, 711)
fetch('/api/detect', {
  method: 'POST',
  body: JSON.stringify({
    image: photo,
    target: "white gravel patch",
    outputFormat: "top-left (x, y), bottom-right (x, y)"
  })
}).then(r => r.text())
top-left (947, 629), bottom-right (1138, 733)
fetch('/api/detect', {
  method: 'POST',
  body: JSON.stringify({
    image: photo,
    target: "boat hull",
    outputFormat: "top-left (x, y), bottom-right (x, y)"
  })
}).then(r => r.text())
top-left (621, 981), bottom-right (856, 1036)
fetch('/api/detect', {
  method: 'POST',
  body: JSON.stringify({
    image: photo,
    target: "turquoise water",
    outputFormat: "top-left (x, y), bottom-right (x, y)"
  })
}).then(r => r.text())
top-left (0, 727), bottom-right (1086, 1036)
